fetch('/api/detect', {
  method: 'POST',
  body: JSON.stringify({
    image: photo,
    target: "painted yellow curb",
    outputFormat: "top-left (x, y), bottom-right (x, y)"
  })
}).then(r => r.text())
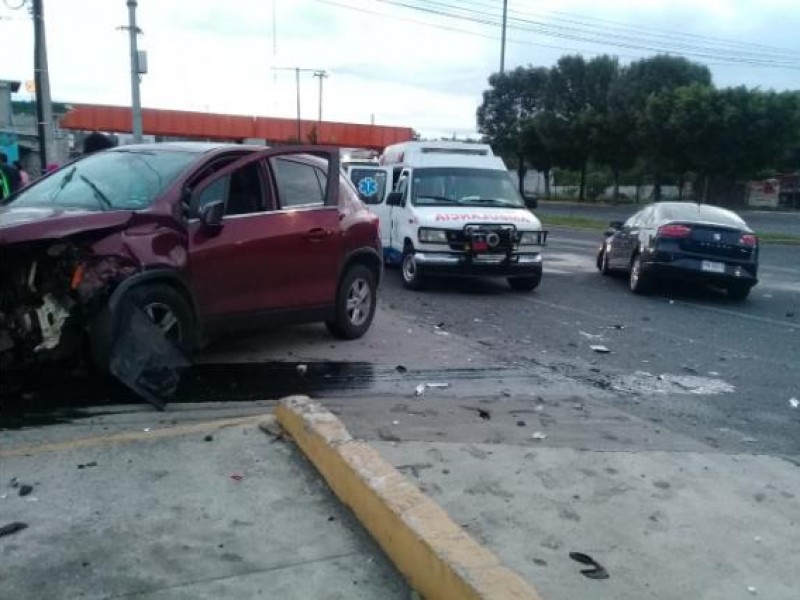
top-left (1, 414), bottom-right (271, 458)
top-left (275, 396), bottom-right (542, 600)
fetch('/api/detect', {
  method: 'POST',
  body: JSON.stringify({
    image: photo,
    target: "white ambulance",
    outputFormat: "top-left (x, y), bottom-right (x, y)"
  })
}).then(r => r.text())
top-left (346, 141), bottom-right (547, 291)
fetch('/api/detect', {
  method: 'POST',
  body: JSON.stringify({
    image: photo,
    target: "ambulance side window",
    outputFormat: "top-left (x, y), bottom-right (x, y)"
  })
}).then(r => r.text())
top-left (392, 167), bottom-right (403, 190)
top-left (396, 170), bottom-right (410, 206)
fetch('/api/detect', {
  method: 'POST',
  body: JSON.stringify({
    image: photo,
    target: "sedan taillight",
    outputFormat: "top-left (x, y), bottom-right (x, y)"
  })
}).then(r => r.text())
top-left (657, 224), bottom-right (692, 238)
top-left (740, 234), bottom-right (758, 247)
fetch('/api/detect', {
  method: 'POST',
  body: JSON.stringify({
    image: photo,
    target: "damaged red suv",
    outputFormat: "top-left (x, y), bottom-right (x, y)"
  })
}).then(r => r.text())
top-left (0, 144), bottom-right (382, 372)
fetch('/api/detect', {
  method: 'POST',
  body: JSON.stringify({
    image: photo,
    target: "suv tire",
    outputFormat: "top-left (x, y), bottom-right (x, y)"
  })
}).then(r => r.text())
top-left (90, 283), bottom-right (195, 369)
top-left (326, 264), bottom-right (377, 339)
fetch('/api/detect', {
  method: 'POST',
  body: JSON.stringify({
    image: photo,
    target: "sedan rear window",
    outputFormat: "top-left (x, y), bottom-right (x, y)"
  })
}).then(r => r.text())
top-left (7, 150), bottom-right (196, 211)
top-left (658, 203), bottom-right (747, 228)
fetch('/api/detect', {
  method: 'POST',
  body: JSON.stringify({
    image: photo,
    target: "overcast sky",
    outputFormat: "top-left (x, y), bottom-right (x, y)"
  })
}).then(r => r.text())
top-left (1, 0), bottom-right (799, 138)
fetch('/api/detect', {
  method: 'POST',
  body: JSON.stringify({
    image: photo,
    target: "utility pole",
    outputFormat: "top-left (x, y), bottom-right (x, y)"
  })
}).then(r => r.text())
top-left (500, 0), bottom-right (508, 73)
top-left (126, 0), bottom-right (143, 142)
top-left (312, 70), bottom-right (328, 122)
top-left (31, 0), bottom-right (53, 173)
top-left (271, 66), bottom-right (324, 141)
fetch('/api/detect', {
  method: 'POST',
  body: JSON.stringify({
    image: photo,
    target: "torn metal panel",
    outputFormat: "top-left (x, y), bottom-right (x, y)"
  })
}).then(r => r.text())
top-left (109, 304), bottom-right (190, 410)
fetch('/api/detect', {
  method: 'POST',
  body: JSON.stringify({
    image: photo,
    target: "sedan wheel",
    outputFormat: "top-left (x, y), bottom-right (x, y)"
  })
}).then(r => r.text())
top-left (629, 255), bottom-right (651, 294)
top-left (600, 246), bottom-right (612, 276)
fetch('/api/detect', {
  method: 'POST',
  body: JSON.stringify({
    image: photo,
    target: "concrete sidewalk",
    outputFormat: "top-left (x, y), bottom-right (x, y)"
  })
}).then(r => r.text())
top-left (0, 419), bottom-right (408, 599)
top-left (328, 394), bottom-right (800, 600)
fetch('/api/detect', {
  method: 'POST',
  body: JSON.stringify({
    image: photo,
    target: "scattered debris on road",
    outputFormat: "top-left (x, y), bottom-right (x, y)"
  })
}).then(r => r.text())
top-left (579, 331), bottom-right (604, 340)
top-left (682, 365), bottom-right (699, 375)
top-left (296, 364), bottom-right (308, 376)
top-left (395, 365), bottom-right (408, 374)
top-left (203, 434), bottom-right (214, 442)
top-left (789, 397), bottom-right (799, 409)
top-left (748, 586), bottom-right (757, 595)
top-left (461, 406), bottom-right (491, 420)
top-left (590, 345), bottom-right (611, 353)
top-left (516, 420), bottom-right (526, 427)
top-left (18, 484), bottom-right (33, 497)
top-left (531, 431), bottom-right (548, 440)
top-left (77, 462), bottom-right (98, 469)
top-left (229, 474), bottom-right (245, 482)
top-left (0, 522), bottom-right (28, 538)
top-left (569, 552), bottom-right (610, 580)
top-left (415, 382), bottom-right (450, 396)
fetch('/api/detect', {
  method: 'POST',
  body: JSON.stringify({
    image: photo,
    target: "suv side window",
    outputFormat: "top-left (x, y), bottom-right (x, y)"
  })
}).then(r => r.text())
top-left (193, 161), bottom-right (266, 217)
top-left (271, 157), bottom-right (325, 208)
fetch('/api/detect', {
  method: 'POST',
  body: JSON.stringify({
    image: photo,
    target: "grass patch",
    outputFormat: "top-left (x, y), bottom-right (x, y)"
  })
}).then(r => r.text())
top-left (542, 215), bottom-right (608, 231)
top-left (543, 214), bottom-right (800, 245)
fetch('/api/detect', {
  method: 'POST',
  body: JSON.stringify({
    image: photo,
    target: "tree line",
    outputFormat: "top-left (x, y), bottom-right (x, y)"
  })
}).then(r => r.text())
top-left (477, 54), bottom-right (800, 202)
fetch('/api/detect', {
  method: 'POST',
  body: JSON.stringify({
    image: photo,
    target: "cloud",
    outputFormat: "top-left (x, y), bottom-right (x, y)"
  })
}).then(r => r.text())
top-left (1, 0), bottom-right (797, 139)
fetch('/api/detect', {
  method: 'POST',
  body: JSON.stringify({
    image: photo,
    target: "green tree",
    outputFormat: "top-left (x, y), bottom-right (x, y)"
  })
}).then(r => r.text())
top-left (543, 55), bottom-right (619, 201)
top-left (662, 85), bottom-right (800, 201)
top-left (477, 66), bottom-right (549, 194)
top-left (520, 117), bottom-right (554, 198)
top-left (612, 55), bottom-right (713, 200)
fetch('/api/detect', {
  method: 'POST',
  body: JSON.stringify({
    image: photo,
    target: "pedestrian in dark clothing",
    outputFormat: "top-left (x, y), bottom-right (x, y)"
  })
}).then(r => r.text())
top-left (83, 132), bottom-right (115, 154)
top-left (0, 152), bottom-right (22, 200)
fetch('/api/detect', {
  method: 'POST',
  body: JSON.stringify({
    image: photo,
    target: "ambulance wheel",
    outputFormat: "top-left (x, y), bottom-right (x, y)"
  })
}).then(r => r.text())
top-left (508, 272), bottom-right (542, 292)
top-left (402, 247), bottom-right (426, 291)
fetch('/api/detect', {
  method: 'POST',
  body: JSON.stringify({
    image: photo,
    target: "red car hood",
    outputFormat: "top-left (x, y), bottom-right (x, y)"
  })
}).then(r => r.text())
top-left (0, 205), bottom-right (134, 245)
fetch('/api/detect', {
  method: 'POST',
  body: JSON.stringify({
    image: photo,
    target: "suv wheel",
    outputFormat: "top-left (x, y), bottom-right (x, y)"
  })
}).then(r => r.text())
top-left (326, 265), bottom-right (377, 339)
top-left (401, 247), bottom-right (426, 290)
top-left (90, 283), bottom-right (195, 369)
top-left (629, 254), bottom-right (652, 294)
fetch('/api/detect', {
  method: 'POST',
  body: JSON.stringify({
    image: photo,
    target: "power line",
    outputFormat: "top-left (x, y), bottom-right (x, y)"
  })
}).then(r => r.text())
top-left (452, 0), bottom-right (800, 62)
top-left (312, 0), bottom-right (642, 59)
top-left (373, 0), bottom-right (800, 69)
top-left (450, 0), bottom-right (800, 60)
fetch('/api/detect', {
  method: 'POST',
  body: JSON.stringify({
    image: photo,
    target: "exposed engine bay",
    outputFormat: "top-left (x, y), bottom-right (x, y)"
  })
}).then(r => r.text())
top-left (0, 241), bottom-right (136, 369)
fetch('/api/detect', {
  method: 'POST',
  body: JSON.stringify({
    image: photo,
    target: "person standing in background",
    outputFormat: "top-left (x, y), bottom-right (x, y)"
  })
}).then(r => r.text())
top-left (0, 152), bottom-right (22, 200)
top-left (13, 160), bottom-right (30, 187)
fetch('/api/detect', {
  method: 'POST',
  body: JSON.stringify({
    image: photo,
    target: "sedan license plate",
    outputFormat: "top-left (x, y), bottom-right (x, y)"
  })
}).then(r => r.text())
top-left (701, 260), bottom-right (725, 274)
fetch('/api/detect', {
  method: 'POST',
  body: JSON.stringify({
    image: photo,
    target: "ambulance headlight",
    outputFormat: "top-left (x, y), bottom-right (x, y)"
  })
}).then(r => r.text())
top-left (418, 228), bottom-right (449, 244)
top-left (519, 231), bottom-right (545, 246)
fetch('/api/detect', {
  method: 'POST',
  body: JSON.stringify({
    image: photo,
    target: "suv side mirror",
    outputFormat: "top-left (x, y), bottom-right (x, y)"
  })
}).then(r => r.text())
top-left (199, 199), bottom-right (225, 228)
top-left (386, 191), bottom-right (404, 207)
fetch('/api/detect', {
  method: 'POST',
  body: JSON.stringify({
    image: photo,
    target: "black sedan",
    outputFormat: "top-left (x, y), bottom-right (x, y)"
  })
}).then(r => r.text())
top-left (596, 202), bottom-right (758, 300)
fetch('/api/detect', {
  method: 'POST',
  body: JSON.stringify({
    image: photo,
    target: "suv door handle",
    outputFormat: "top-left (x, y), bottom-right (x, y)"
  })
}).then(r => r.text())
top-left (305, 228), bottom-right (332, 241)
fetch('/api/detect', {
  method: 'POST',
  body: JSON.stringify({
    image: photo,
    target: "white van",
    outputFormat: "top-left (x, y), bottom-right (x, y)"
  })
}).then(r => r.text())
top-left (346, 141), bottom-right (547, 291)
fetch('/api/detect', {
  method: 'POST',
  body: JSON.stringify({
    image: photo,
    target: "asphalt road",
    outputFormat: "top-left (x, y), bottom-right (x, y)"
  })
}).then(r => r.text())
top-left (536, 201), bottom-right (800, 236)
top-left (379, 228), bottom-right (800, 458)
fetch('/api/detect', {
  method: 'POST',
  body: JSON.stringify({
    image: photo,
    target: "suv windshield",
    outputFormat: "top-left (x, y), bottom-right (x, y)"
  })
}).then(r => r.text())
top-left (7, 149), bottom-right (196, 211)
top-left (411, 168), bottom-right (524, 208)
